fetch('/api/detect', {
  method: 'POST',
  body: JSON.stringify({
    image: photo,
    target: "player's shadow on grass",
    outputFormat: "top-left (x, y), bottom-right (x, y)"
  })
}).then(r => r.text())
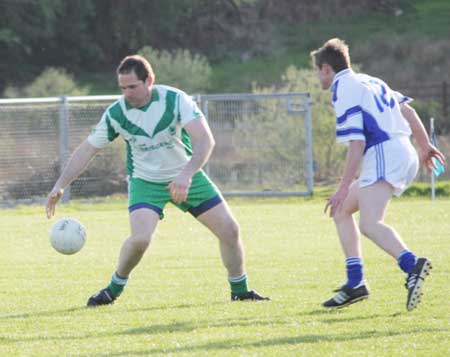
top-left (304, 309), bottom-right (383, 323)
top-left (0, 301), bottom-right (222, 321)
top-left (0, 319), bottom-right (286, 347)
top-left (0, 316), bottom-right (290, 344)
top-left (126, 301), bottom-right (224, 313)
top-left (116, 316), bottom-right (289, 336)
top-left (90, 327), bottom-right (449, 356)
top-left (0, 306), bottom-right (85, 320)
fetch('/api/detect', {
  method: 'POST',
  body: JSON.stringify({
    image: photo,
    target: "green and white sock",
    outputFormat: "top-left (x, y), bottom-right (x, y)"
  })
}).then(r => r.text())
top-left (107, 272), bottom-right (128, 298)
top-left (229, 274), bottom-right (249, 296)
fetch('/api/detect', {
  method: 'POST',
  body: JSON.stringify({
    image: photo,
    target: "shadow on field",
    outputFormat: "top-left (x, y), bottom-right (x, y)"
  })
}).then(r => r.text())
top-left (0, 306), bottom-right (85, 320)
top-left (126, 301), bottom-right (224, 312)
top-left (0, 301), bottom-right (222, 321)
top-left (116, 316), bottom-right (288, 336)
top-left (0, 315), bottom-right (289, 343)
top-left (1, 309), bottom-right (448, 349)
top-left (88, 327), bottom-right (449, 356)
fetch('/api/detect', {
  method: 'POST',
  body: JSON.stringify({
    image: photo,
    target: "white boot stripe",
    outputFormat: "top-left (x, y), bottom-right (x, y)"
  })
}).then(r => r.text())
top-left (334, 291), bottom-right (349, 303)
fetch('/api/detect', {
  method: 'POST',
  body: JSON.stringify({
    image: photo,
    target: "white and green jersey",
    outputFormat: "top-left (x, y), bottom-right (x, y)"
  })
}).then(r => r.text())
top-left (88, 85), bottom-right (204, 182)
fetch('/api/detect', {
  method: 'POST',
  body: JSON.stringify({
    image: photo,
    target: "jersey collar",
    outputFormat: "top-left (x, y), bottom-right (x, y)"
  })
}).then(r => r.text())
top-left (329, 68), bottom-right (353, 91)
top-left (124, 87), bottom-right (160, 111)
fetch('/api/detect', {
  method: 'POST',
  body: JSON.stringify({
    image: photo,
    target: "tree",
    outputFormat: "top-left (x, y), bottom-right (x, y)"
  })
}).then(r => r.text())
top-left (138, 46), bottom-right (212, 93)
top-left (252, 66), bottom-right (347, 183)
top-left (4, 68), bottom-right (89, 98)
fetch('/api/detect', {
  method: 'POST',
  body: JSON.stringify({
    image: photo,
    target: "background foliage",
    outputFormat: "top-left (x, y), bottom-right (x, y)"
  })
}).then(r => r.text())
top-left (138, 46), bottom-right (212, 93)
top-left (3, 68), bottom-right (89, 98)
top-left (1, 0), bottom-right (449, 189)
top-left (253, 66), bottom-right (347, 182)
top-left (3, 0), bottom-right (447, 92)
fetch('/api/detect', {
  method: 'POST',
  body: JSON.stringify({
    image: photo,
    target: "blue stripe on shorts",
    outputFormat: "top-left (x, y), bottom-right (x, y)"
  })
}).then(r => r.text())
top-left (188, 195), bottom-right (223, 217)
top-left (129, 202), bottom-right (163, 216)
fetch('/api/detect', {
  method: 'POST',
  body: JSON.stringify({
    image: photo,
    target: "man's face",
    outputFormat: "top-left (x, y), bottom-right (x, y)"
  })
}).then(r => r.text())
top-left (316, 64), bottom-right (335, 90)
top-left (118, 71), bottom-right (152, 108)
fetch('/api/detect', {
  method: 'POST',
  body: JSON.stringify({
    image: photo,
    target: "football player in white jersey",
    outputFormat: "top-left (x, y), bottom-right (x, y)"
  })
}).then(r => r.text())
top-left (46, 55), bottom-right (269, 306)
top-left (310, 38), bottom-right (445, 310)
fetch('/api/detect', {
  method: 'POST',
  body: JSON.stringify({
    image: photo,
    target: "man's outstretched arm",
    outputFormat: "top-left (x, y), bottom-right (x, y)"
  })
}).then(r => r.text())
top-left (46, 139), bottom-right (101, 218)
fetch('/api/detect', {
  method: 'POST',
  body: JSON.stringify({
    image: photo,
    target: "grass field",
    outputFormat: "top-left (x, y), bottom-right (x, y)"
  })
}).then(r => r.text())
top-left (0, 197), bottom-right (449, 356)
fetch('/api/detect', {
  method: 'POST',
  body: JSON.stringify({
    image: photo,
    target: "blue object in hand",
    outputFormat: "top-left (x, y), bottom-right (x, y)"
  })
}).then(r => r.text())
top-left (432, 157), bottom-right (445, 177)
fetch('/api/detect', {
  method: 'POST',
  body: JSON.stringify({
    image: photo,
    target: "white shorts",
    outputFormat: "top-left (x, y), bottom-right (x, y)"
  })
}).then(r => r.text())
top-left (359, 136), bottom-right (419, 197)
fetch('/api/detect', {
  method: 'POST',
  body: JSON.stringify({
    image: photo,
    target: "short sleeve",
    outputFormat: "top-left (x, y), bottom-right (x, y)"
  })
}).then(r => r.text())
top-left (87, 112), bottom-right (119, 148)
top-left (177, 92), bottom-right (204, 127)
top-left (393, 90), bottom-right (413, 104)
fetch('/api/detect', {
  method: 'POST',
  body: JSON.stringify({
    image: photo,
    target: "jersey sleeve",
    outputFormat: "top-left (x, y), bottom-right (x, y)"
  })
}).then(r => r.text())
top-left (333, 87), bottom-right (365, 144)
top-left (87, 111), bottom-right (119, 148)
top-left (393, 90), bottom-right (413, 104)
top-left (177, 91), bottom-right (204, 127)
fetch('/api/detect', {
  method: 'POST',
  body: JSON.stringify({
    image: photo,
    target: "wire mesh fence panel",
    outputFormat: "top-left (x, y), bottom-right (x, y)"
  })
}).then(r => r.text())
top-left (0, 101), bottom-right (60, 202)
top-left (200, 93), bottom-right (313, 196)
top-left (65, 101), bottom-right (127, 198)
top-left (0, 96), bottom-right (126, 204)
top-left (0, 93), bottom-right (312, 203)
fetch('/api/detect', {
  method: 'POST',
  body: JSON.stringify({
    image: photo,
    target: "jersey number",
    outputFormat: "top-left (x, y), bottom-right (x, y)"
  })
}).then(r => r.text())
top-left (368, 80), bottom-right (395, 113)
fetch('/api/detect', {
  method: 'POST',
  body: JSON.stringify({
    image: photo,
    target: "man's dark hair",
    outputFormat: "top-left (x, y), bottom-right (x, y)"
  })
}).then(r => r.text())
top-left (117, 55), bottom-right (155, 82)
top-left (310, 38), bottom-right (351, 73)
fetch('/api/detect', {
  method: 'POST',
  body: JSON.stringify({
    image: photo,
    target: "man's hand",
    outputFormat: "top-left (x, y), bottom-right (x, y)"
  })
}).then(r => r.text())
top-left (418, 143), bottom-right (446, 173)
top-left (46, 187), bottom-right (64, 219)
top-left (324, 185), bottom-right (349, 218)
top-left (166, 173), bottom-right (192, 204)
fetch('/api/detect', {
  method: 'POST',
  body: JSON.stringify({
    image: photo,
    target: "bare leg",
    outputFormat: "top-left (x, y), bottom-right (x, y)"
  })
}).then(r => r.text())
top-left (358, 180), bottom-right (408, 258)
top-left (196, 201), bottom-right (245, 278)
top-left (323, 181), bottom-right (371, 308)
top-left (332, 181), bottom-right (362, 258)
top-left (116, 208), bottom-right (160, 277)
top-left (87, 208), bottom-right (160, 306)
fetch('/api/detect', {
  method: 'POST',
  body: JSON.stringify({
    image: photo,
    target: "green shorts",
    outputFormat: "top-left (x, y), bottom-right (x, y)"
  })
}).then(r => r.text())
top-left (128, 170), bottom-right (222, 219)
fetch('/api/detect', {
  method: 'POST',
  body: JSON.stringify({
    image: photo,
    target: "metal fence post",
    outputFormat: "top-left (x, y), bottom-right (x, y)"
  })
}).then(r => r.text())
top-left (443, 81), bottom-right (448, 121)
top-left (59, 96), bottom-right (71, 202)
top-left (304, 94), bottom-right (314, 195)
top-left (430, 117), bottom-right (435, 202)
top-left (199, 95), bottom-right (211, 176)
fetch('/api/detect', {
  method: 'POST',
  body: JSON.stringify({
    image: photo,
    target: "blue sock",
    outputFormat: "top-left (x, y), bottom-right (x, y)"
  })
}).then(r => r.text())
top-left (344, 257), bottom-right (364, 288)
top-left (397, 250), bottom-right (416, 273)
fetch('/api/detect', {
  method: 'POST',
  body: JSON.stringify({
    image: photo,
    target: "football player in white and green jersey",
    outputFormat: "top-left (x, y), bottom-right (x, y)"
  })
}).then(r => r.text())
top-left (46, 54), bottom-right (269, 306)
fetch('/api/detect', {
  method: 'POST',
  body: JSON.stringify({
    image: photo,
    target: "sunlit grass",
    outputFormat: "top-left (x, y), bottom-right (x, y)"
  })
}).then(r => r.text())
top-left (0, 197), bottom-right (449, 356)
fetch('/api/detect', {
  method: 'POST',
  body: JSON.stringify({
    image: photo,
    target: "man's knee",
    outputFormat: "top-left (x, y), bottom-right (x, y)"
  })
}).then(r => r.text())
top-left (333, 208), bottom-right (352, 224)
top-left (129, 233), bottom-right (152, 252)
top-left (359, 219), bottom-right (376, 238)
top-left (229, 220), bottom-right (240, 240)
top-left (219, 220), bottom-right (240, 243)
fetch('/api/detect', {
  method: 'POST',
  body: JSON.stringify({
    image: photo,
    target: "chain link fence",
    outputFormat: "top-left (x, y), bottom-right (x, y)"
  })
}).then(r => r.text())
top-left (200, 93), bottom-right (313, 196)
top-left (0, 93), bottom-right (313, 204)
top-left (0, 96), bottom-right (128, 205)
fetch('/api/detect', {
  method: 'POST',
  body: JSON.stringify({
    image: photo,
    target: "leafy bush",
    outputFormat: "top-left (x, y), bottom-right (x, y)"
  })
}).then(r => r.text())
top-left (410, 100), bottom-right (446, 134)
top-left (138, 46), bottom-right (212, 93)
top-left (253, 65), bottom-right (346, 183)
top-left (403, 181), bottom-right (450, 197)
top-left (3, 68), bottom-right (89, 98)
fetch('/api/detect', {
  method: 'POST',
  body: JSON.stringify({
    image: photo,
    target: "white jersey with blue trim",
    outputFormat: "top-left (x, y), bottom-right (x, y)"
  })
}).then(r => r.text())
top-left (330, 69), bottom-right (412, 152)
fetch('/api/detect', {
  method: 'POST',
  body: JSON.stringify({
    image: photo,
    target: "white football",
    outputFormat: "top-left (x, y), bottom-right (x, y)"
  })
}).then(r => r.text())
top-left (50, 218), bottom-right (86, 255)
